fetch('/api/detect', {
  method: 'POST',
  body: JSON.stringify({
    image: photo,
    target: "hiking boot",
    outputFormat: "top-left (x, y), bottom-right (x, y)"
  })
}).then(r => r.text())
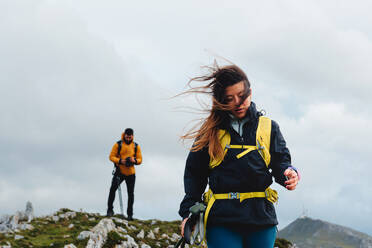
top-left (127, 215), bottom-right (133, 221)
top-left (106, 209), bottom-right (114, 217)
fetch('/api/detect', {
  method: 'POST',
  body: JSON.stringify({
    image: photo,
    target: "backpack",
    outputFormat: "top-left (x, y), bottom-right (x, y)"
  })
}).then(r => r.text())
top-left (209, 116), bottom-right (272, 168)
top-left (113, 140), bottom-right (138, 175)
top-left (202, 116), bottom-right (277, 239)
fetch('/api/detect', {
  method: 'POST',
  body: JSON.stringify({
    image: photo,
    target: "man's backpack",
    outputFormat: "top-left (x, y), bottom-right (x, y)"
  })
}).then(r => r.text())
top-left (112, 140), bottom-right (138, 175)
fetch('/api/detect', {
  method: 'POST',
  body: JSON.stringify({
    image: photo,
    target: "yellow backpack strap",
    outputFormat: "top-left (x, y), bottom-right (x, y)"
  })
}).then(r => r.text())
top-left (209, 129), bottom-right (230, 168)
top-left (256, 116), bottom-right (272, 167)
top-left (209, 117), bottom-right (272, 168)
top-left (201, 187), bottom-right (278, 243)
top-left (234, 145), bottom-right (257, 159)
top-left (203, 189), bottom-right (215, 241)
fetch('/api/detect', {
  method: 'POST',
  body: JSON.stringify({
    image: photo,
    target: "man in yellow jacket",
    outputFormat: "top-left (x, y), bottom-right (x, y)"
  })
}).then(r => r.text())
top-left (107, 128), bottom-right (142, 220)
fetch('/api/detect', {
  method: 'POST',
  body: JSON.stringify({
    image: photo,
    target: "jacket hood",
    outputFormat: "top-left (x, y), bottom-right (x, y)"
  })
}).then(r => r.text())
top-left (246, 102), bottom-right (261, 120)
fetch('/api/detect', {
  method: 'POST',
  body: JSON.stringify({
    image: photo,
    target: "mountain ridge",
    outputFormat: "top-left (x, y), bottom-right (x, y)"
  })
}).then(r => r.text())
top-left (278, 216), bottom-right (372, 248)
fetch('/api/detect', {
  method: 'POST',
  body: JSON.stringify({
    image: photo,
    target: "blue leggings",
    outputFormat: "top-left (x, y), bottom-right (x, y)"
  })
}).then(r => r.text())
top-left (206, 225), bottom-right (277, 248)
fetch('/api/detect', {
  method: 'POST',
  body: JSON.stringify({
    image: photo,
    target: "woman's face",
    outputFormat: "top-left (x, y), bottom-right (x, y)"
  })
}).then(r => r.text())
top-left (224, 81), bottom-right (252, 119)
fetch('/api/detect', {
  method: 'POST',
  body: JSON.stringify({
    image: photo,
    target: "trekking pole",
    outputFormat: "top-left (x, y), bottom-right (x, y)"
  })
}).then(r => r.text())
top-left (174, 237), bottom-right (186, 248)
top-left (175, 202), bottom-right (206, 247)
top-left (116, 175), bottom-right (124, 217)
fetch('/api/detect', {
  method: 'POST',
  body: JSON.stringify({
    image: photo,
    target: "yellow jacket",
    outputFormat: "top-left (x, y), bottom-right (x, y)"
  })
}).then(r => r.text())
top-left (109, 134), bottom-right (142, 176)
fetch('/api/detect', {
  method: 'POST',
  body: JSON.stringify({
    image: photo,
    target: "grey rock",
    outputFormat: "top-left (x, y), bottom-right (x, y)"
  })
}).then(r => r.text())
top-left (58, 211), bottom-right (77, 219)
top-left (15, 210), bottom-right (29, 222)
top-left (25, 201), bottom-right (34, 222)
top-left (111, 217), bottom-right (125, 223)
top-left (129, 225), bottom-right (137, 230)
top-left (64, 212), bottom-right (77, 219)
top-left (0, 224), bottom-right (12, 234)
top-left (0, 215), bottom-right (11, 224)
top-left (137, 229), bottom-right (145, 239)
top-left (119, 234), bottom-right (138, 248)
top-left (0, 202), bottom-right (34, 233)
top-left (14, 234), bottom-right (24, 240)
top-left (77, 230), bottom-right (92, 240)
top-left (18, 223), bottom-right (34, 231)
top-left (170, 233), bottom-right (181, 242)
top-left (146, 230), bottom-right (155, 239)
top-left (0, 241), bottom-right (12, 248)
top-left (118, 226), bottom-right (127, 233)
top-left (86, 218), bottom-right (116, 248)
top-left (64, 244), bottom-right (77, 248)
top-left (9, 215), bottom-right (19, 229)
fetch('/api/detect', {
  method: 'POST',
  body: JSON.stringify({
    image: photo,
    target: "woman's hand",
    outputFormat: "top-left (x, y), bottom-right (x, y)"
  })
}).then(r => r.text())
top-left (284, 168), bottom-right (299, 190)
top-left (180, 218), bottom-right (188, 237)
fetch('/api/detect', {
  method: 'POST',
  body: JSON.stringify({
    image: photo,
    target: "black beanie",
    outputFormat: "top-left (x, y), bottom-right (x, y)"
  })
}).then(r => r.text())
top-left (124, 128), bottom-right (134, 135)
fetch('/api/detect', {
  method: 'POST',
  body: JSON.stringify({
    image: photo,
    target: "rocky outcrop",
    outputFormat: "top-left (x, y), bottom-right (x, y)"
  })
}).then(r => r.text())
top-left (80, 217), bottom-right (179, 248)
top-left (1, 205), bottom-right (293, 248)
top-left (25, 202), bottom-right (34, 222)
top-left (0, 202), bottom-right (34, 234)
top-left (86, 218), bottom-right (117, 248)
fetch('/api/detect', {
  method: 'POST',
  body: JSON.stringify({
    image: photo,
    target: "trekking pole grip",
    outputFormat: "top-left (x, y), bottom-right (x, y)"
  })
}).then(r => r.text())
top-left (175, 237), bottom-right (185, 248)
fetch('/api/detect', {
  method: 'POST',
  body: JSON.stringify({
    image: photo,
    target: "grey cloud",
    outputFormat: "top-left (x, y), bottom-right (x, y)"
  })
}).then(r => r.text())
top-left (1, 0), bottom-right (372, 237)
top-left (0, 0), bottom-right (190, 218)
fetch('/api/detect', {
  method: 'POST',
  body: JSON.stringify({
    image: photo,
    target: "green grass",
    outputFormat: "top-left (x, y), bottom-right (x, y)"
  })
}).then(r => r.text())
top-left (275, 238), bottom-right (293, 248)
top-left (1, 209), bottom-right (293, 248)
top-left (1, 209), bottom-right (101, 248)
top-left (102, 231), bottom-right (122, 248)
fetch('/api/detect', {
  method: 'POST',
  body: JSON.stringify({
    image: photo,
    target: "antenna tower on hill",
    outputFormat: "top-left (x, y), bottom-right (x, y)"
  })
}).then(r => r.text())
top-left (300, 204), bottom-right (309, 218)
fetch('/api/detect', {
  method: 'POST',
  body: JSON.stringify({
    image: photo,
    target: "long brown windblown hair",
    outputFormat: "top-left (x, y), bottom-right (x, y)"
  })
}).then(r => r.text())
top-left (180, 63), bottom-right (251, 161)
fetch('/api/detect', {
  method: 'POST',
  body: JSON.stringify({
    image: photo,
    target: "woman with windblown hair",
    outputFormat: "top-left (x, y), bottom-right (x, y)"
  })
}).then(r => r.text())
top-left (178, 63), bottom-right (300, 248)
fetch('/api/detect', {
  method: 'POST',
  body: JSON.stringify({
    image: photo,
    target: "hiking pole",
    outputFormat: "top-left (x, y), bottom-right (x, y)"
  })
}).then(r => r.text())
top-left (176, 202), bottom-right (206, 247)
top-left (116, 175), bottom-right (124, 217)
top-left (184, 203), bottom-right (206, 245)
top-left (174, 237), bottom-right (186, 248)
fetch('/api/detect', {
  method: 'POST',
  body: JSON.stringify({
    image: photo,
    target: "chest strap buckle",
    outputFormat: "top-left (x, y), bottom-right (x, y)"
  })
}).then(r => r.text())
top-left (228, 192), bottom-right (240, 199)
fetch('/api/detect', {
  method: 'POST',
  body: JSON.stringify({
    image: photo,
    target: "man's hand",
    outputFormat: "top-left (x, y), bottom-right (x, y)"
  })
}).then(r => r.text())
top-left (123, 157), bottom-right (136, 166)
top-left (284, 168), bottom-right (299, 190)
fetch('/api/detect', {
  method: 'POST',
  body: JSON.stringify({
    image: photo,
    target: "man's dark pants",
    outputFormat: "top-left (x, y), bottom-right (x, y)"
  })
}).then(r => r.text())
top-left (107, 172), bottom-right (136, 217)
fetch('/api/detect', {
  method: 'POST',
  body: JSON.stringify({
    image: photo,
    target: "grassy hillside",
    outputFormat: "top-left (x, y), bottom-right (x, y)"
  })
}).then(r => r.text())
top-left (0, 208), bottom-right (293, 248)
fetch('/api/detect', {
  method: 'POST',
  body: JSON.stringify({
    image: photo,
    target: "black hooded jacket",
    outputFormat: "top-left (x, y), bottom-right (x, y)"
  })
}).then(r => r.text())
top-left (178, 102), bottom-right (292, 228)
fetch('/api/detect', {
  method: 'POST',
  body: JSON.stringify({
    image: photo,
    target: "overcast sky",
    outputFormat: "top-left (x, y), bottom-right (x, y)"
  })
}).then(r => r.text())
top-left (1, 0), bottom-right (372, 236)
